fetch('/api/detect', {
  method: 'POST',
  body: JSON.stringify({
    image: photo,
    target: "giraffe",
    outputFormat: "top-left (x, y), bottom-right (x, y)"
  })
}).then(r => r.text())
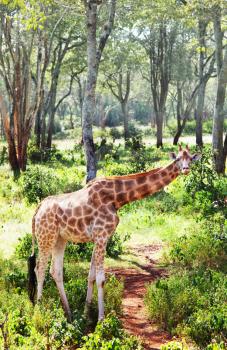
top-left (28, 145), bottom-right (200, 322)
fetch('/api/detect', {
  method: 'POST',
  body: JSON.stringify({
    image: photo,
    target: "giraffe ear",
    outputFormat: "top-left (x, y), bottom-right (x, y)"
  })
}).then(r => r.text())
top-left (191, 153), bottom-right (201, 161)
top-left (169, 152), bottom-right (177, 160)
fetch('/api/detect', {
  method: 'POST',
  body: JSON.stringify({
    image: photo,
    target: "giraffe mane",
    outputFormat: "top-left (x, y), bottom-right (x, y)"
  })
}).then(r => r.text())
top-left (106, 167), bottom-right (163, 180)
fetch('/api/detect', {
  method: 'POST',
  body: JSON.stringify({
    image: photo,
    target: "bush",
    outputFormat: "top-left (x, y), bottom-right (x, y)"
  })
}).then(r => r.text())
top-left (109, 127), bottom-right (123, 142)
top-left (20, 165), bottom-right (60, 203)
top-left (145, 273), bottom-right (201, 332)
top-left (0, 145), bottom-right (7, 165)
top-left (80, 314), bottom-right (142, 350)
top-left (168, 216), bottom-right (227, 271)
top-left (145, 269), bottom-right (227, 337)
top-left (15, 230), bottom-right (129, 262)
top-left (125, 136), bottom-right (149, 172)
top-left (186, 305), bottom-right (227, 348)
top-left (106, 231), bottom-right (130, 259)
top-left (102, 155), bottom-right (132, 176)
top-left (20, 165), bottom-right (84, 203)
top-left (161, 341), bottom-right (189, 350)
top-left (104, 275), bottom-right (124, 316)
top-left (184, 147), bottom-right (227, 216)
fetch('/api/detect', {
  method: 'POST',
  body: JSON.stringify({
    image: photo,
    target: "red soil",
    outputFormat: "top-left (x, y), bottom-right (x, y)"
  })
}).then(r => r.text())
top-left (108, 244), bottom-right (172, 350)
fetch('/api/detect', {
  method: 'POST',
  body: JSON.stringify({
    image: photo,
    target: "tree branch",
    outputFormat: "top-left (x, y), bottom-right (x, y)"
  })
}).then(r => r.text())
top-left (96, 0), bottom-right (116, 69)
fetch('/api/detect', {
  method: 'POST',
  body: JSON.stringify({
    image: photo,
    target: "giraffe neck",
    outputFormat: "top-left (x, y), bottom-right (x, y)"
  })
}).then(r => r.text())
top-left (113, 161), bottom-right (180, 209)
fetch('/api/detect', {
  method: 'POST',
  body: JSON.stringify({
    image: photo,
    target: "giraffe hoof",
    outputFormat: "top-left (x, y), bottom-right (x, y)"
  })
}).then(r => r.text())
top-left (98, 315), bottom-right (104, 322)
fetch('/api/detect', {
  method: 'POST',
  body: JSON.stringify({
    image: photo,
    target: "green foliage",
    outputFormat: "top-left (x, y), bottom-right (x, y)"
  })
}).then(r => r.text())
top-left (161, 341), bottom-right (189, 350)
top-left (168, 216), bottom-right (227, 271)
top-left (145, 273), bottom-right (201, 332)
top-left (80, 314), bottom-right (142, 350)
top-left (146, 154), bottom-right (227, 348)
top-left (186, 305), bottom-right (227, 348)
top-left (20, 165), bottom-right (60, 203)
top-left (0, 250), bottom-right (126, 349)
top-left (125, 135), bottom-right (149, 172)
top-left (145, 269), bottom-right (227, 342)
top-left (0, 145), bottom-right (7, 165)
top-left (184, 147), bottom-right (227, 216)
top-left (104, 275), bottom-right (124, 316)
top-left (20, 164), bottom-right (84, 203)
top-left (15, 230), bottom-right (129, 262)
top-left (106, 232), bottom-right (130, 259)
top-left (206, 342), bottom-right (226, 350)
top-left (65, 242), bottom-right (94, 261)
top-left (15, 233), bottom-right (38, 260)
top-left (109, 127), bottom-right (122, 141)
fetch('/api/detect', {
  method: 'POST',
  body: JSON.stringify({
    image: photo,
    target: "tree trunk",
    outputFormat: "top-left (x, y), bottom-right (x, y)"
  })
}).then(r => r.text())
top-left (82, 1), bottom-right (97, 182)
top-left (82, 0), bottom-right (116, 182)
top-left (121, 101), bottom-right (129, 140)
top-left (156, 110), bottom-right (164, 148)
top-left (212, 14), bottom-right (227, 174)
top-left (223, 133), bottom-right (227, 167)
top-left (196, 20), bottom-right (207, 146)
top-left (35, 108), bottom-right (42, 148)
top-left (173, 116), bottom-right (188, 145)
top-left (195, 81), bottom-right (205, 147)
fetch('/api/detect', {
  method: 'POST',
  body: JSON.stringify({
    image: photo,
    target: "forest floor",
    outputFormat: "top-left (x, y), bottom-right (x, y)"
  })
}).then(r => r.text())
top-left (108, 243), bottom-right (172, 350)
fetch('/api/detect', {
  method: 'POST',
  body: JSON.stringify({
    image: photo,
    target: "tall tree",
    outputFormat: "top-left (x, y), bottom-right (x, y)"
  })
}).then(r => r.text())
top-left (0, 3), bottom-right (48, 173)
top-left (212, 6), bottom-right (227, 174)
top-left (195, 19), bottom-right (208, 146)
top-left (82, 0), bottom-right (116, 182)
top-left (102, 42), bottom-right (135, 139)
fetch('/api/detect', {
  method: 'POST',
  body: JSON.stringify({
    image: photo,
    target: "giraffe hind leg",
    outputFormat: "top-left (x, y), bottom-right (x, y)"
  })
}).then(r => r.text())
top-left (35, 250), bottom-right (50, 302)
top-left (35, 228), bottom-right (59, 302)
top-left (50, 236), bottom-right (72, 322)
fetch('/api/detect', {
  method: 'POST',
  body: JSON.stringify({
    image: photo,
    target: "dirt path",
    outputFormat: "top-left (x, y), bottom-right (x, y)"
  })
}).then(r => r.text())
top-left (108, 243), bottom-right (171, 350)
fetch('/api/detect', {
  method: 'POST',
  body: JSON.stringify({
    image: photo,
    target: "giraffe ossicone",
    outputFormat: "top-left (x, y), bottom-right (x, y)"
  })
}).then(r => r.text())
top-left (28, 145), bottom-right (200, 322)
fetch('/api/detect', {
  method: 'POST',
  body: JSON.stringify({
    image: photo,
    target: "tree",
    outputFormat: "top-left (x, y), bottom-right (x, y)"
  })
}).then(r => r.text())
top-left (101, 37), bottom-right (137, 140)
top-left (82, 0), bottom-right (116, 182)
top-left (0, 3), bottom-right (48, 173)
top-left (212, 6), bottom-right (227, 174)
top-left (195, 19), bottom-right (209, 146)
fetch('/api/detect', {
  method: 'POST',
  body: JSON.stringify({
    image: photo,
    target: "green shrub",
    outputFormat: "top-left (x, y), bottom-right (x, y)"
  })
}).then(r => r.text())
top-left (103, 155), bottom-right (132, 176)
top-left (15, 233), bottom-right (38, 260)
top-left (186, 305), bottom-right (227, 348)
top-left (27, 142), bottom-right (66, 164)
top-left (168, 216), bottom-right (227, 271)
top-left (206, 342), bottom-right (226, 350)
top-left (0, 145), bottom-right (7, 165)
top-left (184, 147), bottom-right (227, 216)
top-left (104, 274), bottom-right (124, 316)
top-left (109, 127), bottom-right (123, 141)
top-left (145, 269), bottom-right (227, 334)
top-left (161, 341), bottom-right (189, 350)
top-left (15, 231), bottom-right (129, 262)
top-left (20, 165), bottom-right (84, 203)
top-left (65, 242), bottom-right (94, 261)
top-left (145, 273), bottom-right (201, 332)
top-left (80, 314), bottom-right (142, 350)
top-left (20, 165), bottom-right (60, 203)
top-left (106, 231), bottom-right (130, 259)
top-left (125, 136), bottom-right (149, 172)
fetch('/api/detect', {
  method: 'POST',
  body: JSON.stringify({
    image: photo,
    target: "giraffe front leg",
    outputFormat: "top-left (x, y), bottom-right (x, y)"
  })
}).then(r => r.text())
top-left (50, 236), bottom-right (72, 322)
top-left (94, 240), bottom-right (107, 321)
top-left (85, 247), bottom-right (96, 313)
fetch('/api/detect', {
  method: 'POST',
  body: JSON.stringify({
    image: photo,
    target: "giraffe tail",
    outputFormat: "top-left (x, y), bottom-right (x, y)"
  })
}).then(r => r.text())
top-left (28, 213), bottom-right (37, 304)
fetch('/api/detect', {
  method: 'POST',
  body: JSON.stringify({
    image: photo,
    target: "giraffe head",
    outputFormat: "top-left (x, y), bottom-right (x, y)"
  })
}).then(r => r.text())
top-left (170, 144), bottom-right (201, 175)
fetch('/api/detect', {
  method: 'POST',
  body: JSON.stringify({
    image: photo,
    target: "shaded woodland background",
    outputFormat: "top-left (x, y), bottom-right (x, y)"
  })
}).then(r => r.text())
top-left (0, 0), bottom-right (226, 178)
